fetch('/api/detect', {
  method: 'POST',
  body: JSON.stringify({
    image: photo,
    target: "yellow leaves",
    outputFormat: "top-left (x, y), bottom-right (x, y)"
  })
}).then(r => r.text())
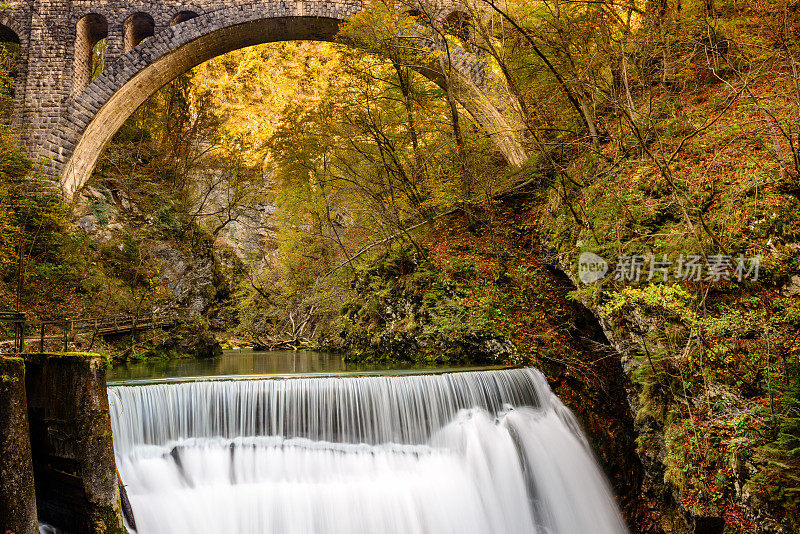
top-left (191, 41), bottom-right (349, 168)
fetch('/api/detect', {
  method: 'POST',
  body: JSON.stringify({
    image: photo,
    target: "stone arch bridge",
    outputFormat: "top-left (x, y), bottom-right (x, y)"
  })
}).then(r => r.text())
top-left (0, 0), bottom-right (527, 198)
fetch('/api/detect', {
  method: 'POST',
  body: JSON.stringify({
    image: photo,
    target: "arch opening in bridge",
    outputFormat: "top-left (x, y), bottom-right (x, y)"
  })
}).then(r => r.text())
top-left (61, 10), bottom-right (527, 198)
top-left (442, 11), bottom-right (471, 44)
top-left (73, 14), bottom-right (108, 97)
top-left (123, 13), bottom-right (156, 52)
top-left (0, 23), bottom-right (20, 124)
top-left (170, 11), bottom-right (200, 26)
top-left (0, 22), bottom-right (19, 45)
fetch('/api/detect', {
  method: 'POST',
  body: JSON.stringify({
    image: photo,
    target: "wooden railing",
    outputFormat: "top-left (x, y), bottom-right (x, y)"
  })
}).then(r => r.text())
top-left (70, 312), bottom-right (178, 336)
top-left (0, 310), bottom-right (179, 353)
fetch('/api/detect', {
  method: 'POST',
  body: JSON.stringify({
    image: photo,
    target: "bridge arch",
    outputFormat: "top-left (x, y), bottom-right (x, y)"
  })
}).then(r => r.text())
top-left (59, 2), bottom-right (527, 198)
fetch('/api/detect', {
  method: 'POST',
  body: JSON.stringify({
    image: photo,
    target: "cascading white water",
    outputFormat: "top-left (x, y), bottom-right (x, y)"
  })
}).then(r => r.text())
top-left (108, 368), bottom-right (629, 534)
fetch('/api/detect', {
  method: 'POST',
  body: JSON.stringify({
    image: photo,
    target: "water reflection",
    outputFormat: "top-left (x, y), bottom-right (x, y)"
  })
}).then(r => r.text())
top-left (107, 349), bottom-right (504, 385)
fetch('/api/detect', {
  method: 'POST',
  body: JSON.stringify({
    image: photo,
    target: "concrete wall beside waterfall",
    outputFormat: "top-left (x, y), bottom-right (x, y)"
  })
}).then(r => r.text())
top-left (24, 353), bottom-right (125, 534)
top-left (0, 356), bottom-right (38, 534)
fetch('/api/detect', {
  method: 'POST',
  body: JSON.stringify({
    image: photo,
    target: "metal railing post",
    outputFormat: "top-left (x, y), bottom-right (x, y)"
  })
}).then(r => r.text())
top-left (14, 322), bottom-right (20, 353)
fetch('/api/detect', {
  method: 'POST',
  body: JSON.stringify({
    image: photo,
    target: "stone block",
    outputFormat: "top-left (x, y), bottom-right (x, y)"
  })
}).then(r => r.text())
top-left (24, 353), bottom-right (124, 534)
top-left (0, 357), bottom-right (38, 534)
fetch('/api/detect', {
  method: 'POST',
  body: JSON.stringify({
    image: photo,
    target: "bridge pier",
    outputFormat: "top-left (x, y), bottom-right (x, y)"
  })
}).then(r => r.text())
top-left (0, 356), bottom-right (39, 534)
top-left (24, 353), bottom-right (125, 534)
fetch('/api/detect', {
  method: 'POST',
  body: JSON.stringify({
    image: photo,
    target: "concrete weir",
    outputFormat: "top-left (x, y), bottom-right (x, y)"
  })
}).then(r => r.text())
top-left (0, 353), bottom-right (125, 534)
top-left (0, 356), bottom-right (38, 534)
top-left (25, 353), bottom-right (125, 533)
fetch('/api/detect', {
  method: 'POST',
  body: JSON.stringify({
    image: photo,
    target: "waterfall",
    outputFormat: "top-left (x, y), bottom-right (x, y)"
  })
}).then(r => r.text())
top-left (108, 368), bottom-right (628, 534)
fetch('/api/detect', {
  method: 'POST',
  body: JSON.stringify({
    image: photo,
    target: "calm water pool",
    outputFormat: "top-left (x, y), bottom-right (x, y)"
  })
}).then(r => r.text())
top-left (107, 349), bottom-right (512, 385)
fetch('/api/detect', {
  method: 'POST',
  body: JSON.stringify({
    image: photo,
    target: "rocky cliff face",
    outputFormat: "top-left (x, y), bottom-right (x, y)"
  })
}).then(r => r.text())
top-left (211, 200), bottom-right (277, 265)
top-left (153, 243), bottom-right (217, 315)
top-left (72, 182), bottom-right (271, 318)
top-left (558, 258), bottom-right (787, 534)
top-left (559, 259), bottom-right (706, 534)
